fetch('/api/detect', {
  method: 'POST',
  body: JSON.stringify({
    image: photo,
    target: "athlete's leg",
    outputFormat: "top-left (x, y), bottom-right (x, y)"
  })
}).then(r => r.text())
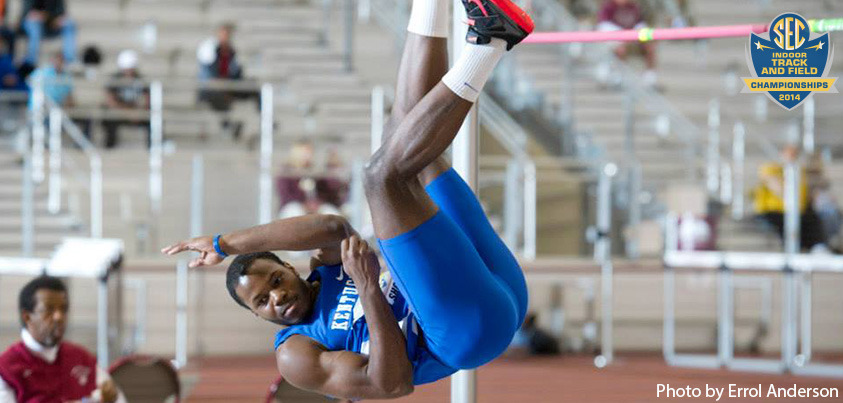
top-left (387, 0), bottom-right (527, 323)
top-left (365, 0), bottom-right (533, 369)
top-left (384, 0), bottom-right (451, 183)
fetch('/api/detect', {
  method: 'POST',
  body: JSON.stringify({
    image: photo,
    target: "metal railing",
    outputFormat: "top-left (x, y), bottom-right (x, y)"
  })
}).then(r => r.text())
top-left (28, 75), bottom-right (274, 255)
top-left (491, 0), bottom-right (715, 259)
top-left (27, 78), bottom-right (104, 256)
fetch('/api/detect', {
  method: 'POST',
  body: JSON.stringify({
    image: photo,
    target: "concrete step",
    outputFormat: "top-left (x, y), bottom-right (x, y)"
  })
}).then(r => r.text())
top-left (0, 233), bottom-right (69, 250)
top-left (0, 184), bottom-right (48, 198)
top-left (317, 102), bottom-right (372, 115)
top-left (0, 199), bottom-right (50, 214)
top-left (296, 87), bottom-right (372, 104)
top-left (0, 216), bottom-right (79, 232)
top-left (287, 73), bottom-right (363, 86)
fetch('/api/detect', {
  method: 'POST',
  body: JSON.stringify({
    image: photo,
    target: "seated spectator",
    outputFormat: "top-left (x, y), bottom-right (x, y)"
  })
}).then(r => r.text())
top-left (276, 141), bottom-right (349, 218)
top-left (28, 50), bottom-right (73, 107)
top-left (0, 276), bottom-right (125, 402)
top-left (197, 23), bottom-right (251, 139)
top-left (28, 51), bottom-right (91, 137)
top-left (0, 0), bottom-right (16, 59)
top-left (103, 50), bottom-right (150, 149)
top-left (19, 0), bottom-right (77, 72)
top-left (806, 154), bottom-right (841, 249)
top-left (753, 145), bottom-right (828, 252)
top-left (0, 37), bottom-right (26, 91)
top-left (597, 0), bottom-right (658, 87)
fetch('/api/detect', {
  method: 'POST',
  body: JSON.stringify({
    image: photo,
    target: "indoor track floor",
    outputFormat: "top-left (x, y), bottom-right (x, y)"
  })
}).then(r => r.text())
top-left (183, 354), bottom-right (843, 402)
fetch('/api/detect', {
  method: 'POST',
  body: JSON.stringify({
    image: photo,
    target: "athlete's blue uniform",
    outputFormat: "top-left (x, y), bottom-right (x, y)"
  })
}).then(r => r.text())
top-left (275, 168), bottom-right (528, 385)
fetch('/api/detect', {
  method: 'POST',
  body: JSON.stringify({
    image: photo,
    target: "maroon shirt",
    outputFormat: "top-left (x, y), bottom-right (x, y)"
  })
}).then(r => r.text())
top-left (597, 1), bottom-right (643, 30)
top-left (0, 341), bottom-right (98, 403)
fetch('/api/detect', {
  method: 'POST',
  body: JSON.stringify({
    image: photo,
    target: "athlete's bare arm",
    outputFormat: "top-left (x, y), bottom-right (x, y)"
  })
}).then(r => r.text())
top-left (277, 236), bottom-right (414, 400)
top-left (161, 214), bottom-right (356, 268)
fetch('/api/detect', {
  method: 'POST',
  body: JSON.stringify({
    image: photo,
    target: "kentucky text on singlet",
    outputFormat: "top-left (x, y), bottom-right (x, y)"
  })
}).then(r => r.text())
top-left (274, 264), bottom-right (456, 385)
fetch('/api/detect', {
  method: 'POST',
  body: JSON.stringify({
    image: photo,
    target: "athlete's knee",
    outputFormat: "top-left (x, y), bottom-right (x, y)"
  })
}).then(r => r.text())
top-left (364, 151), bottom-right (403, 195)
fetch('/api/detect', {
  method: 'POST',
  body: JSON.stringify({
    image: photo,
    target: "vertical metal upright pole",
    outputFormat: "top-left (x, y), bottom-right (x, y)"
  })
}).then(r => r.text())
top-left (32, 79), bottom-right (46, 184)
top-left (522, 161), bottom-right (537, 260)
top-left (22, 143), bottom-right (34, 257)
top-left (358, 0), bottom-right (370, 23)
top-left (799, 272), bottom-right (812, 365)
top-left (48, 108), bottom-right (63, 214)
top-left (731, 122), bottom-right (745, 220)
top-left (663, 213), bottom-right (678, 364)
top-left (149, 81), bottom-right (164, 250)
top-left (175, 260), bottom-right (188, 368)
top-left (782, 161), bottom-right (800, 371)
top-left (627, 161), bottom-right (641, 259)
top-left (622, 92), bottom-right (635, 240)
top-left (97, 277), bottom-right (109, 368)
top-left (595, 163), bottom-right (615, 367)
top-left (503, 160), bottom-right (522, 250)
top-left (706, 99), bottom-right (720, 198)
top-left (344, 0), bottom-right (355, 72)
top-left (720, 162), bottom-right (732, 205)
top-left (664, 212), bottom-right (678, 252)
top-left (802, 97), bottom-right (815, 154)
top-left (781, 267), bottom-right (797, 372)
top-left (190, 155), bottom-right (205, 238)
top-left (190, 154), bottom-right (205, 358)
top-left (663, 265), bottom-right (676, 364)
top-left (451, 1), bottom-right (477, 399)
top-left (717, 266), bottom-right (733, 366)
top-left (259, 84), bottom-right (274, 225)
top-left (754, 94), bottom-right (768, 122)
top-left (90, 156), bottom-right (103, 238)
top-left (371, 86), bottom-right (385, 156)
top-left (783, 162), bottom-right (800, 255)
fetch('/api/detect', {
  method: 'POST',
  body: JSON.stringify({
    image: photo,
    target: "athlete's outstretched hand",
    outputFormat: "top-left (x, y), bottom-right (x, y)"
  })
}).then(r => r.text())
top-left (341, 235), bottom-right (380, 288)
top-left (161, 236), bottom-right (225, 268)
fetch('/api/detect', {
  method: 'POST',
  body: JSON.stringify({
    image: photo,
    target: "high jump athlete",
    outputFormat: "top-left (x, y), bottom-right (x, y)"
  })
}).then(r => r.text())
top-left (162, 0), bottom-right (533, 399)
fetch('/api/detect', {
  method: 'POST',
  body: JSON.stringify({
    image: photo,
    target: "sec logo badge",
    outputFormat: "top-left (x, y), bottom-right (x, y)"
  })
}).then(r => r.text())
top-left (743, 13), bottom-right (838, 110)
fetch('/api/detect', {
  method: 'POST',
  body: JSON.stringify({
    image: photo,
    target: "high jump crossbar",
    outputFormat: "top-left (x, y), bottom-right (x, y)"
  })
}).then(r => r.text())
top-left (524, 18), bottom-right (843, 44)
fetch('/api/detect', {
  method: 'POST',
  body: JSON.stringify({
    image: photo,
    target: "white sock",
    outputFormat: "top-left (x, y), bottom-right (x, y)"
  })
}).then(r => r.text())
top-left (441, 39), bottom-right (506, 102)
top-left (407, 0), bottom-right (450, 38)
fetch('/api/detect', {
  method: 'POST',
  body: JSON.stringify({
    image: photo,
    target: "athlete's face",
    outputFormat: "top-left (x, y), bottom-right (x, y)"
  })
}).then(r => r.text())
top-left (22, 290), bottom-right (68, 347)
top-left (235, 259), bottom-right (315, 326)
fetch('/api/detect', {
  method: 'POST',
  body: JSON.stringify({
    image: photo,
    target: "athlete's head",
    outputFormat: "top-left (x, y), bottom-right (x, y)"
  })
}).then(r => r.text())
top-left (19, 276), bottom-right (69, 348)
top-left (226, 252), bottom-right (317, 326)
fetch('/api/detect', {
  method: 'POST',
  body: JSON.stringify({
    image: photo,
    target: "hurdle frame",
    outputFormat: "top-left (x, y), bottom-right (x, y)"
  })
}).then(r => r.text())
top-left (663, 203), bottom-right (843, 378)
top-left (664, 247), bottom-right (843, 378)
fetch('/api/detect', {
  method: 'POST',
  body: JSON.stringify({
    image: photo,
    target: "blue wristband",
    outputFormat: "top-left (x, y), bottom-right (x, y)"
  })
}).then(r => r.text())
top-left (213, 234), bottom-right (229, 258)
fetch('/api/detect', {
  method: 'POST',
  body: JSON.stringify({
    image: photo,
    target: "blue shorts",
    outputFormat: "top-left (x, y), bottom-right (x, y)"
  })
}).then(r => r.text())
top-left (377, 168), bottom-right (528, 369)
